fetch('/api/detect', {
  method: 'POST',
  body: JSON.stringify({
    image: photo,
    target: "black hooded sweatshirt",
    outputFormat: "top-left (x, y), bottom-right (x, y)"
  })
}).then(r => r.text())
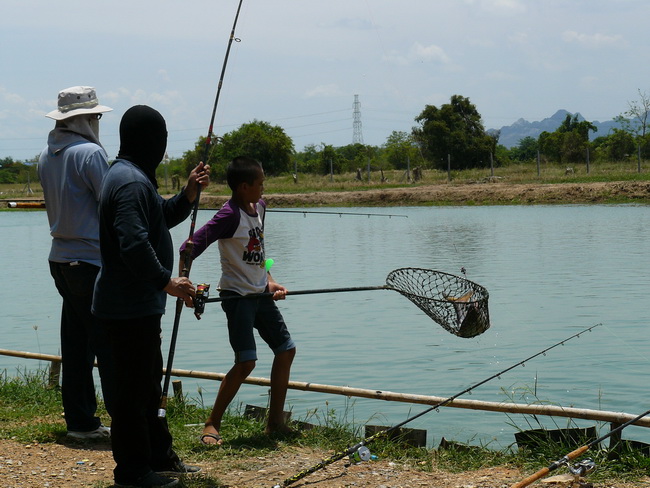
top-left (92, 105), bottom-right (192, 320)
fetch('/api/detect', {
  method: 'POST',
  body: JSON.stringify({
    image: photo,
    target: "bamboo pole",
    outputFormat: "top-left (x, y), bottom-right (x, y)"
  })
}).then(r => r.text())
top-left (2, 348), bottom-right (649, 429)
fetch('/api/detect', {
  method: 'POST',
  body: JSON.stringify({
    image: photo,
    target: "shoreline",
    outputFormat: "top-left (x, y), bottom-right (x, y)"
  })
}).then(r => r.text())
top-left (4, 180), bottom-right (650, 209)
top-left (201, 180), bottom-right (650, 208)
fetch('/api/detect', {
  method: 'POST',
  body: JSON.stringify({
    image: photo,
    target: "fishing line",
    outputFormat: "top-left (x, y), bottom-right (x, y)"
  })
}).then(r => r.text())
top-left (159, 0), bottom-right (245, 419)
top-left (271, 324), bottom-right (601, 488)
top-left (595, 322), bottom-right (649, 369)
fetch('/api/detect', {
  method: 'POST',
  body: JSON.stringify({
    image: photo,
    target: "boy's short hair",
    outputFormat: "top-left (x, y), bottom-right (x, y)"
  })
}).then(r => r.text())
top-left (226, 156), bottom-right (263, 192)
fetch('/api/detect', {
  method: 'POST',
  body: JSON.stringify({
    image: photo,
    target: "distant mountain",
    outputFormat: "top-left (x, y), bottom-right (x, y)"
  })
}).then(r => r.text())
top-left (489, 109), bottom-right (622, 148)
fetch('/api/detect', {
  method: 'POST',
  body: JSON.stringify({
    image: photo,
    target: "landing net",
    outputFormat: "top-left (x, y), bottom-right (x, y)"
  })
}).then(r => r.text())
top-left (386, 268), bottom-right (490, 338)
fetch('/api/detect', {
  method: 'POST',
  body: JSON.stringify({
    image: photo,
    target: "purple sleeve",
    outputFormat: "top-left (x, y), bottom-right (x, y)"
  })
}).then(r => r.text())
top-left (180, 201), bottom-right (239, 260)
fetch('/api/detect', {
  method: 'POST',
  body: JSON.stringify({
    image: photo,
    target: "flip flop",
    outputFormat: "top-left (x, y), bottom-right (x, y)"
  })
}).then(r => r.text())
top-left (199, 432), bottom-right (223, 446)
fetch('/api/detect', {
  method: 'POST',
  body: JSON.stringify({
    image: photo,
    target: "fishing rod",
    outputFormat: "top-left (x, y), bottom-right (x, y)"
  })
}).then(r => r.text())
top-left (266, 209), bottom-right (407, 218)
top-left (201, 208), bottom-right (408, 218)
top-left (271, 323), bottom-right (602, 487)
top-left (159, 0), bottom-right (244, 419)
top-left (511, 405), bottom-right (650, 488)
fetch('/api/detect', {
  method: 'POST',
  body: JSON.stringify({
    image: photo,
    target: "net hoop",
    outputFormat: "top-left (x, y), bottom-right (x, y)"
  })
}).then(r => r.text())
top-left (386, 268), bottom-right (490, 338)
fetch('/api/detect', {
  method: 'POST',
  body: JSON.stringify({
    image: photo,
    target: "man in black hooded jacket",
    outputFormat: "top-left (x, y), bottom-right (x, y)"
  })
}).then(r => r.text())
top-left (93, 105), bottom-right (209, 488)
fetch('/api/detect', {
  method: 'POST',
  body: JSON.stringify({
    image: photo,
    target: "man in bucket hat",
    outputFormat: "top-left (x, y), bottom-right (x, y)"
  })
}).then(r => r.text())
top-left (38, 86), bottom-right (115, 440)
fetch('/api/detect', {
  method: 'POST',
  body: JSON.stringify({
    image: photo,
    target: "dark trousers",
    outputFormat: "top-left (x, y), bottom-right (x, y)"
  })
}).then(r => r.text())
top-left (104, 315), bottom-right (179, 482)
top-left (49, 261), bottom-right (115, 431)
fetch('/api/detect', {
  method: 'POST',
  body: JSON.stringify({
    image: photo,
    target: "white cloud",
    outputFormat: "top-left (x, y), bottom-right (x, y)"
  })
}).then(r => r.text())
top-left (562, 30), bottom-right (626, 48)
top-left (383, 42), bottom-right (450, 66)
top-left (158, 69), bottom-right (171, 83)
top-left (0, 87), bottom-right (24, 105)
top-left (304, 84), bottom-right (344, 98)
top-left (410, 42), bottom-right (451, 64)
top-left (463, 0), bottom-right (526, 15)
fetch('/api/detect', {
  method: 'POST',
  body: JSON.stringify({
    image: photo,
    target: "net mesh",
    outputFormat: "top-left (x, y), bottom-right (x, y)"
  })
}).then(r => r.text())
top-left (385, 268), bottom-right (490, 338)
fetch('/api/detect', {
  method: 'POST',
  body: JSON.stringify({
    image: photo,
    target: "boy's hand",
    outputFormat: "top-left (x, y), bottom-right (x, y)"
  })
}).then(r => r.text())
top-left (164, 277), bottom-right (196, 306)
top-left (268, 280), bottom-right (287, 300)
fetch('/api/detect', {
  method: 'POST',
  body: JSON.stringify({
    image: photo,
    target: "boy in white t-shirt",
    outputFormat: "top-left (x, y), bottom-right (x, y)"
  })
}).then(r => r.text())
top-left (180, 156), bottom-right (296, 446)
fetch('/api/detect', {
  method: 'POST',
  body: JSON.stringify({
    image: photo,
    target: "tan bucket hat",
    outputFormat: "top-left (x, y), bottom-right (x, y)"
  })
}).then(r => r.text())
top-left (45, 86), bottom-right (113, 120)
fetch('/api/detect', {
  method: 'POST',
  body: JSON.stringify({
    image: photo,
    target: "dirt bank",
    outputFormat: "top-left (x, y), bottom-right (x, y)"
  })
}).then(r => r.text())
top-left (2, 438), bottom-right (650, 488)
top-left (200, 181), bottom-right (650, 208)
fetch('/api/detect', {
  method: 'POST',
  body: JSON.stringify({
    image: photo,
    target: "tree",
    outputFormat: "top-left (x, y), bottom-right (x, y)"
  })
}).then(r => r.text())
top-left (412, 95), bottom-right (495, 170)
top-left (616, 89), bottom-right (650, 138)
top-left (509, 136), bottom-right (539, 162)
top-left (335, 143), bottom-right (366, 172)
top-left (217, 120), bottom-right (294, 176)
top-left (383, 131), bottom-right (420, 169)
top-left (539, 114), bottom-right (597, 164)
top-left (0, 157), bottom-right (28, 184)
top-left (178, 120), bottom-right (295, 183)
top-left (592, 129), bottom-right (636, 162)
top-left (319, 144), bottom-right (341, 175)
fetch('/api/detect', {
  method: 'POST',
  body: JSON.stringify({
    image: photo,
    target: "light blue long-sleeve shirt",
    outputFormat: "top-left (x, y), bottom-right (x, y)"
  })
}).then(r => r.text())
top-left (38, 131), bottom-right (109, 267)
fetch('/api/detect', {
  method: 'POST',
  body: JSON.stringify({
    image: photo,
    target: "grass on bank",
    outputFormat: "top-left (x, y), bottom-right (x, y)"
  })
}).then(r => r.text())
top-left (1, 370), bottom-right (650, 487)
top-left (3, 160), bottom-right (650, 203)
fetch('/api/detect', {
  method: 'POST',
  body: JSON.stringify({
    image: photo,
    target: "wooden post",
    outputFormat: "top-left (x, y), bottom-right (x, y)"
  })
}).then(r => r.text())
top-left (365, 424), bottom-right (426, 447)
top-left (172, 379), bottom-right (183, 400)
top-left (607, 422), bottom-right (623, 458)
top-left (48, 361), bottom-right (61, 388)
top-left (407, 155), bottom-right (411, 182)
top-left (447, 154), bottom-right (451, 182)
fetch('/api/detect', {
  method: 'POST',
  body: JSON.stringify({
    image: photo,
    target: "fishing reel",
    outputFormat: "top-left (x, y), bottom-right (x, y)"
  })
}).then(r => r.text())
top-left (557, 458), bottom-right (596, 487)
top-left (567, 458), bottom-right (596, 477)
top-left (347, 446), bottom-right (372, 464)
top-left (193, 283), bottom-right (210, 319)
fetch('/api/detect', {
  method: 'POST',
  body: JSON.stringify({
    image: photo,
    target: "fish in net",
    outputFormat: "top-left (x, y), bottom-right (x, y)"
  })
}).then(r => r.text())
top-left (385, 268), bottom-right (490, 338)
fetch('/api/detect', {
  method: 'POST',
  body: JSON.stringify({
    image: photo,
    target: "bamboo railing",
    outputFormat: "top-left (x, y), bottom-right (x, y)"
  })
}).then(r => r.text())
top-left (1, 347), bottom-right (648, 446)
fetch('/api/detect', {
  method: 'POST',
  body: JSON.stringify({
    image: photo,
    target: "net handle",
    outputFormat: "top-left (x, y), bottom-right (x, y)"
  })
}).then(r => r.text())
top-left (205, 267), bottom-right (487, 304)
top-left (205, 285), bottom-right (388, 303)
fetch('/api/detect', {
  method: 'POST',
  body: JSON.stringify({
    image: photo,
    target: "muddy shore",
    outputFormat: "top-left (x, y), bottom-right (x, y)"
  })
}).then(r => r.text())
top-left (200, 180), bottom-right (650, 208)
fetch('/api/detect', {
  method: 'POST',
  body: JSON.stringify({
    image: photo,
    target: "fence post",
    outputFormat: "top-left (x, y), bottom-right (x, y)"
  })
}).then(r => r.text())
top-left (447, 154), bottom-right (451, 182)
top-left (607, 422), bottom-right (623, 458)
top-left (172, 379), bottom-right (184, 401)
top-left (48, 361), bottom-right (61, 388)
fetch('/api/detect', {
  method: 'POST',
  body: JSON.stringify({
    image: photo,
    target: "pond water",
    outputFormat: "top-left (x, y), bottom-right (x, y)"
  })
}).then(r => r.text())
top-left (2, 204), bottom-right (649, 448)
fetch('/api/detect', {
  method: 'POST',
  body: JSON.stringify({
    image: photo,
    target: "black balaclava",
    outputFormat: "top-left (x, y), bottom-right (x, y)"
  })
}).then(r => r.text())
top-left (117, 105), bottom-right (167, 188)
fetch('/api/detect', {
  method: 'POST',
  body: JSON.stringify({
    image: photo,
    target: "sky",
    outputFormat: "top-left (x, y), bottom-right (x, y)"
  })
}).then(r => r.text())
top-left (1, 0), bottom-right (649, 162)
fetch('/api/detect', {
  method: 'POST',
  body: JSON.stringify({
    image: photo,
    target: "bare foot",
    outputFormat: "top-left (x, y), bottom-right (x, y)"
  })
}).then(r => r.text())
top-left (200, 423), bottom-right (223, 446)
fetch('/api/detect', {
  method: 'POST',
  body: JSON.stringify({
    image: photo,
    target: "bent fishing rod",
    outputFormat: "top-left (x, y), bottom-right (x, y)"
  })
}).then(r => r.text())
top-left (271, 323), bottom-right (602, 487)
top-left (511, 405), bottom-right (650, 488)
top-left (159, 0), bottom-right (244, 419)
